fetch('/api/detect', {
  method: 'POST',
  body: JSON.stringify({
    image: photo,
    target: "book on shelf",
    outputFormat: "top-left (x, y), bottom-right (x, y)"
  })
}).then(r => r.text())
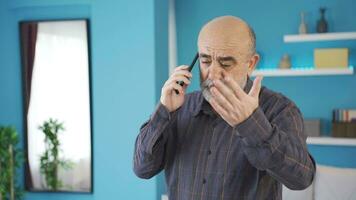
top-left (332, 109), bottom-right (356, 138)
top-left (333, 109), bottom-right (356, 122)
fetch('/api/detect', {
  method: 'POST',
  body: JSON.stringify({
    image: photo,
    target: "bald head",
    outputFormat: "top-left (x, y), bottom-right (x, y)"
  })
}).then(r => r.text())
top-left (198, 16), bottom-right (260, 101)
top-left (198, 16), bottom-right (256, 58)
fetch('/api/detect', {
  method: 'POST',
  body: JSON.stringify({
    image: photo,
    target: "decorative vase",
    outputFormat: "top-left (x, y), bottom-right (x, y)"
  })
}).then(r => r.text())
top-left (299, 12), bottom-right (308, 34)
top-left (317, 7), bottom-right (328, 33)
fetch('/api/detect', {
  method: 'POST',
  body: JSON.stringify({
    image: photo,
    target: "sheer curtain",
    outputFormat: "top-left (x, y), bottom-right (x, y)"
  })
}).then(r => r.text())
top-left (27, 20), bottom-right (91, 191)
top-left (168, 0), bottom-right (177, 75)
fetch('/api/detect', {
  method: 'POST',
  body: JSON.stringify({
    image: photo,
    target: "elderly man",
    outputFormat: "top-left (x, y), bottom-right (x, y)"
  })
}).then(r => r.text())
top-left (133, 16), bottom-right (315, 200)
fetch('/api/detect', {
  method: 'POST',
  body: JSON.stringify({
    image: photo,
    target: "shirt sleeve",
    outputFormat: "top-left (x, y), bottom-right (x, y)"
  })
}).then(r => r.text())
top-left (133, 103), bottom-right (177, 179)
top-left (234, 103), bottom-right (316, 190)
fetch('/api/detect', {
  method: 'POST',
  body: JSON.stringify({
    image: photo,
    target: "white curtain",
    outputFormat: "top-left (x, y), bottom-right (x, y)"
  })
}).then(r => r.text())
top-left (27, 20), bottom-right (91, 191)
top-left (169, 0), bottom-right (177, 75)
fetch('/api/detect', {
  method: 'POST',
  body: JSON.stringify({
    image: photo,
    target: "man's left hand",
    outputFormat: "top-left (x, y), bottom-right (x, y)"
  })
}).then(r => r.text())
top-left (209, 75), bottom-right (263, 127)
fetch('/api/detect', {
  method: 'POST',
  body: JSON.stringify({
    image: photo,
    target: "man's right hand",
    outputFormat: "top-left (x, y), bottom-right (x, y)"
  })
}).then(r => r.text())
top-left (160, 65), bottom-right (192, 112)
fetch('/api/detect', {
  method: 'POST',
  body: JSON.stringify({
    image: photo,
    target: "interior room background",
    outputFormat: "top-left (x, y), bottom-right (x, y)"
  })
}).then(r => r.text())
top-left (0, 0), bottom-right (355, 199)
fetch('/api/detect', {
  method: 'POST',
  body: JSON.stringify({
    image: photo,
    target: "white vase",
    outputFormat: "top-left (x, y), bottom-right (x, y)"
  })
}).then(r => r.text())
top-left (299, 12), bottom-right (308, 34)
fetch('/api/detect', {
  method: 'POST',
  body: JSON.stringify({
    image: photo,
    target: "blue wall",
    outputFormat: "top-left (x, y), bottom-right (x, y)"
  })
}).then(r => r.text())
top-left (154, 0), bottom-right (169, 199)
top-left (1, 0), bottom-right (356, 199)
top-left (0, 0), bottom-right (166, 199)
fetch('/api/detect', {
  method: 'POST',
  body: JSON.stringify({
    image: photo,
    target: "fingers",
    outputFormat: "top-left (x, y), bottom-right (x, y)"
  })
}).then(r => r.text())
top-left (171, 82), bottom-right (184, 95)
top-left (163, 81), bottom-right (184, 95)
top-left (163, 65), bottom-right (192, 95)
top-left (209, 98), bottom-right (233, 124)
top-left (213, 79), bottom-right (241, 105)
top-left (166, 75), bottom-right (191, 86)
top-left (173, 68), bottom-right (192, 79)
top-left (207, 73), bottom-right (262, 127)
top-left (173, 65), bottom-right (192, 79)
top-left (169, 65), bottom-right (192, 85)
top-left (248, 75), bottom-right (263, 98)
top-left (210, 86), bottom-right (235, 111)
top-left (174, 65), bottom-right (190, 71)
top-left (223, 76), bottom-right (247, 99)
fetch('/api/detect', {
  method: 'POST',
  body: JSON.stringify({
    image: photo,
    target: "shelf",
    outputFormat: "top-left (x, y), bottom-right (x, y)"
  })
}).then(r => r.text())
top-left (284, 32), bottom-right (356, 43)
top-left (307, 137), bottom-right (356, 146)
top-left (251, 67), bottom-right (354, 77)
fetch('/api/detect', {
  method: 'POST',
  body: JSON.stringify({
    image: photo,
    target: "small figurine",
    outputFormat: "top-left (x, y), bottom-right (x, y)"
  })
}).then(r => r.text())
top-left (279, 54), bottom-right (291, 69)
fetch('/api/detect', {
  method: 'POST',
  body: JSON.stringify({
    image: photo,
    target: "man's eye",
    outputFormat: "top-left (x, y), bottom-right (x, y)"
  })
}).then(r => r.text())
top-left (221, 63), bottom-right (232, 68)
top-left (201, 61), bottom-right (211, 64)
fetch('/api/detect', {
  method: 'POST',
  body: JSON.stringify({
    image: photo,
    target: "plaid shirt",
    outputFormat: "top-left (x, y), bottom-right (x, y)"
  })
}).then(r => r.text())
top-left (133, 77), bottom-right (316, 200)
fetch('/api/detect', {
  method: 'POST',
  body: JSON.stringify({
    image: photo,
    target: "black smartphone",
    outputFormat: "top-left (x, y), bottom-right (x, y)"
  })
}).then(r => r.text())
top-left (175, 53), bottom-right (199, 94)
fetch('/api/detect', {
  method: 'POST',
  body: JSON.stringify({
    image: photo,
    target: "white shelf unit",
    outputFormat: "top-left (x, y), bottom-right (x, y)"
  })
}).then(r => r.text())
top-left (251, 67), bottom-right (354, 77)
top-left (284, 32), bottom-right (356, 43)
top-left (307, 137), bottom-right (356, 146)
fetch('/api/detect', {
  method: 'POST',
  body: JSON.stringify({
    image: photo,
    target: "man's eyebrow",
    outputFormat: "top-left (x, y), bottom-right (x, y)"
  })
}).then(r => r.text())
top-left (218, 56), bottom-right (237, 63)
top-left (199, 53), bottom-right (211, 59)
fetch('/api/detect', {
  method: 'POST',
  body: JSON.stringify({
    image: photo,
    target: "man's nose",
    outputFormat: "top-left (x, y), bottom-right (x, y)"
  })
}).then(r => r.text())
top-left (207, 62), bottom-right (223, 81)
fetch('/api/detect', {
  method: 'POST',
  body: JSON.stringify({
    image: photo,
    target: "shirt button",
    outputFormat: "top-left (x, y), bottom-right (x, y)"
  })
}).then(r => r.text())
top-left (203, 179), bottom-right (206, 184)
top-left (208, 150), bottom-right (212, 155)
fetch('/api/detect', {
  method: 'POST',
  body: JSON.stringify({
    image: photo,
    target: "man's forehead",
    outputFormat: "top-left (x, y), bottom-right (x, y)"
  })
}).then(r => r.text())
top-left (198, 45), bottom-right (248, 57)
top-left (198, 37), bottom-right (249, 49)
top-left (202, 45), bottom-right (238, 50)
top-left (197, 24), bottom-right (252, 56)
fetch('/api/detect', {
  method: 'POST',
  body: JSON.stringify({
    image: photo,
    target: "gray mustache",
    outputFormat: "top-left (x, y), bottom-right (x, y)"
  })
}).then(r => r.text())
top-left (200, 79), bottom-right (214, 101)
top-left (200, 79), bottom-right (214, 89)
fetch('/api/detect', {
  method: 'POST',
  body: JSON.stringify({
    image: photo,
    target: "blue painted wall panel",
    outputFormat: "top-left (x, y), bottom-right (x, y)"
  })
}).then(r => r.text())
top-left (0, 0), bottom-right (159, 199)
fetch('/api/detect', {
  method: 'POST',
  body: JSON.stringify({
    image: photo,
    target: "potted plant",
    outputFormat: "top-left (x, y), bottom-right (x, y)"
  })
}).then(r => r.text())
top-left (38, 119), bottom-right (73, 190)
top-left (0, 126), bottom-right (24, 200)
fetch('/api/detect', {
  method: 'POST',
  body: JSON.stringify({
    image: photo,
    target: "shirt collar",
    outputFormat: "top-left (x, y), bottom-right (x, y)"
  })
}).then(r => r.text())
top-left (192, 76), bottom-right (254, 117)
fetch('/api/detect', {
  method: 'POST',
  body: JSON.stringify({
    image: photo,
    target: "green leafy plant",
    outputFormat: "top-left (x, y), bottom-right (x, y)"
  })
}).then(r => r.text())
top-left (0, 126), bottom-right (24, 200)
top-left (38, 118), bottom-right (73, 190)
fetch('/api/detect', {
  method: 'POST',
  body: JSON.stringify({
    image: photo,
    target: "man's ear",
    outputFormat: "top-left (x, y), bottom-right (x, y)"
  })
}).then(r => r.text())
top-left (247, 54), bottom-right (260, 76)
